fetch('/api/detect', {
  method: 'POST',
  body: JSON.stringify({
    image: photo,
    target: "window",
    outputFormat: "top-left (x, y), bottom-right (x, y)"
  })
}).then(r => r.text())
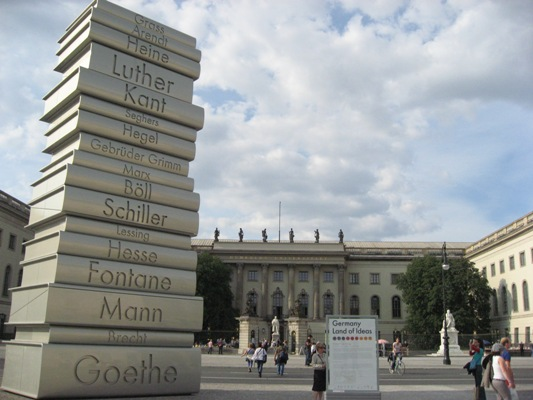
top-left (526, 327), bottom-right (531, 344)
top-left (349, 273), bottom-right (359, 284)
top-left (499, 260), bottom-right (505, 274)
top-left (350, 295), bottom-right (359, 315)
top-left (509, 256), bottom-right (515, 271)
top-left (248, 270), bottom-right (258, 281)
top-left (482, 267), bottom-right (487, 278)
top-left (297, 290), bottom-right (309, 318)
top-left (273, 271), bottom-right (283, 282)
top-left (2, 266), bottom-right (11, 296)
top-left (391, 274), bottom-right (400, 285)
top-left (519, 252), bottom-right (526, 267)
top-left (8, 234), bottom-right (16, 250)
top-left (370, 273), bottom-right (380, 285)
top-left (501, 286), bottom-right (508, 315)
top-left (371, 295), bottom-right (380, 317)
top-left (298, 271), bottom-right (309, 282)
top-left (392, 295), bottom-right (401, 318)
top-left (490, 264), bottom-right (496, 277)
top-left (245, 290), bottom-right (258, 316)
top-left (17, 269), bottom-right (23, 286)
top-left (524, 281), bottom-right (530, 312)
top-left (492, 289), bottom-right (499, 316)
top-left (512, 284), bottom-right (518, 312)
top-left (323, 291), bottom-right (334, 316)
top-left (323, 271), bottom-right (334, 283)
top-left (514, 328), bottom-right (519, 345)
top-left (272, 288), bottom-right (283, 318)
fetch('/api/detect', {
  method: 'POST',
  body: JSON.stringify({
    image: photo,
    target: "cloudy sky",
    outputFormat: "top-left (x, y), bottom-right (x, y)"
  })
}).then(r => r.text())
top-left (1, 0), bottom-right (532, 243)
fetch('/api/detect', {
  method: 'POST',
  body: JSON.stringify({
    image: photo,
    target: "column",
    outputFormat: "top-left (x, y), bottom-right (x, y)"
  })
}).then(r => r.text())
top-left (313, 264), bottom-right (320, 320)
top-left (337, 264), bottom-right (345, 315)
top-left (288, 264), bottom-right (295, 313)
top-left (261, 263), bottom-right (269, 317)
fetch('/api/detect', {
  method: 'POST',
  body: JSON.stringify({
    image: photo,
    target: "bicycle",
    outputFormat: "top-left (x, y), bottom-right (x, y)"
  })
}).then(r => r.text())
top-left (388, 354), bottom-right (405, 375)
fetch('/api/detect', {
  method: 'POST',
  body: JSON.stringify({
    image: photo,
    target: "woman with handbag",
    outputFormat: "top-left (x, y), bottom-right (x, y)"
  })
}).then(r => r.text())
top-left (251, 342), bottom-right (267, 378)
top-left (241, 342), bottom-right (255, 372)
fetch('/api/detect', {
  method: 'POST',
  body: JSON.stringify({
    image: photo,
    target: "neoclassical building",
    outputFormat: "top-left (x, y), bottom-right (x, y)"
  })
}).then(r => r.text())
top-left (465, 212), bottom-right (533, 345)
top-left (191, 238), bottom-right (471, 350)
top-left (0, 191), bottom-right (33, 339)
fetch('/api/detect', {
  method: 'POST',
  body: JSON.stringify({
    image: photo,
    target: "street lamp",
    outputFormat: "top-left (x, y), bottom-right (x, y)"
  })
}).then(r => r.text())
top-left (441, 242), bottom-right (451, 365)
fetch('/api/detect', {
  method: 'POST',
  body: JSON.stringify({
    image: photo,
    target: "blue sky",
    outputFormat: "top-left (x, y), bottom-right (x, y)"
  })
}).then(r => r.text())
top-left (1, 0), bottom-right (532, 243)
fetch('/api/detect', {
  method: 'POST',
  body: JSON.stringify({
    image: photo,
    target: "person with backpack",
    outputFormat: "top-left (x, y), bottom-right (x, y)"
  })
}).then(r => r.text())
top-left (468, 338), bottom-right (486, 400)
top-left (252, 342), bottom-right (268, 378)
top-left (274, 340), bottom-right (289, 376)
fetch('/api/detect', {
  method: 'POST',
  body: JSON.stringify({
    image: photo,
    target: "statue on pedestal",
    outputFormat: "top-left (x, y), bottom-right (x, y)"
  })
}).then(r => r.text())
top-left (443, 309), bottom-right (456, 330)
top-left (289, 228), bottom-right (294, 243)
top-left (238, 228), bottom-right (243, 242)
top-left (272, 316), bottom-right (280, 334)
top-left (338, 229), bottom-right (344, 243)
top-left (314, 229), bottom-right (320, 243)
top-left (262, 228), bottom-right (268, 242)
top-left (214, 228), bottom-right (220, 242)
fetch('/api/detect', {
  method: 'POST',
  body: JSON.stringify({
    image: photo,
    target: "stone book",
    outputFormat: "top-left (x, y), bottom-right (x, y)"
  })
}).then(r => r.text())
top-left (30, 215), bottom-right (192, 250)
top-left (20, 253), bottom-right (198, 296)
top-left (42, 67), bottom-right (204, 129)
top-left (40, 150), bottom-right (195, 193)
top-left (47, 94), bottom-right (198, 143)
top-left (23, 230), bottom-right (198, 271)
top-left (31, 164), bottom-right (200, 211)
top-left (56, 19), bottom-right (200, 80)
top-left (49, 132), bottom-right (190, 177)
top-left (14, 325), bottom-right (194, 347)
top-left (45, 108), bottom-right (196, 161)
top-left (59, 42), bottom-right (194, 103)
top-left (28, 186), bottom-right (199, 236)
top-left (9, 283), bottom-right (204, 332)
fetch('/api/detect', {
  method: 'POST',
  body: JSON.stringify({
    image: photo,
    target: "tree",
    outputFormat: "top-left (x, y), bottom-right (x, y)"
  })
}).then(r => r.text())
top-left (195, 252), bottom-right (238, 342)
top-left (397, 255), bottom-right (492, 349)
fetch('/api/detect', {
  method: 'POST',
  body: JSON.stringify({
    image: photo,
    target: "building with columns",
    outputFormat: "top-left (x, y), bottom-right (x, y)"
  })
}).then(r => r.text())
top-left (191, 238), bottom-right (471, 351)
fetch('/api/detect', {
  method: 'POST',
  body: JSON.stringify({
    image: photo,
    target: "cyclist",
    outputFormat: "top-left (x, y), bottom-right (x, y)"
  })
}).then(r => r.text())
top-left (390, 337), bottom-right (402, 372)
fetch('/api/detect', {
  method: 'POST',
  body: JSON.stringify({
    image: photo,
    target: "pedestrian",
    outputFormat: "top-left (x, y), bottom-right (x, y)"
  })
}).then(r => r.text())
top-left (304, 338), bottom-right (312, 366)
top-left (274, 340), bottom-right (289, 376)
top-left (390, 337), bottom-right (402, 372)
top-left (311, 342), bottom-right (327, 400)
top-left (490, 343), bottom-right (514, 400)
top-left (241, 342), bottom-right (256, 372)
top-left (468, 338), bottom-right (486, 400)
top-left (207, 339), bottom-right (213, 354)
top-left (251, 342), bottom-right (268, 378)
top-left (500, 337), bottom-right (516, 391)
top-left (217, 338), bottom-right (224, 354)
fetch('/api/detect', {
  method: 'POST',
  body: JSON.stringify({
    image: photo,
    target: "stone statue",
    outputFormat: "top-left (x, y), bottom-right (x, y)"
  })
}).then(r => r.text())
top-left (238, 228), bottom-right (243, 242)
top-left (262, 228), bottom-right (268, 242)
top-left (271, 316), bottom-right (280, 334)
top-left (338, 229), bottom-right (344, 243)
top-left (214, 228), bottom-right (220, 242)
top-left (443, 309), bottom-right (455, 330)
top-left (314, 229), bottom-right (320, 243)
top-left (289, 228), bottom-right (294, 243)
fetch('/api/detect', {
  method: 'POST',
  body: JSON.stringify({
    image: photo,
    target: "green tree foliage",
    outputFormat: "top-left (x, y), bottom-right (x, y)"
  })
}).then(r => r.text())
top-left (397, 255), bottom-right (492, 349)
top-left (196, 252), bottom-right (238, 339)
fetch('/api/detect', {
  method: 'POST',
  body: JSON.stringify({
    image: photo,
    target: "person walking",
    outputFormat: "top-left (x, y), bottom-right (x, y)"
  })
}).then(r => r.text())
top-left (390, 337), bottom-right (402, 372)
top-left (252, 342), bottom-right (268, 378)
top-left (500, 337), bottom-right (516, 390)
top-left (241, 342), bottom-right (256, 372)
top-left (468, 338), bottom-right (486, 400)
top-left (311, 342), bottom-right (327, 400)
top-left (490, 343), bottom-right (514, 400)
top-left (274, 340), bottom-right (289, 376)
top-left (207, 339), bottom-right (213, 354)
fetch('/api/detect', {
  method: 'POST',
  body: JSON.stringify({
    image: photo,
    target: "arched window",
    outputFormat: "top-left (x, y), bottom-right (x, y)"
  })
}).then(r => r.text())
top-left (501, 286), bottom-right (508, 315)
top-left (511, 284), bottom-right (518, 312)
top-left (323, 290), bottom-right (334, 316)
top-left (492, 289), bottom-right (499, 316)
top-left (17, 269), bottom-right (23, 287)
top-left (523, 281), bottom-right (530, 312)
top-left (371, 295), bottom-right (380, 317)
top-left (2, 265), bottom-right (11, 296)
top-left (272, 287), bottom-right (284, 318)
top-left (297, 289), bottom-right (309, 318)
top-left (392, 295), bottom-right (401, 318)
top-left (350, 295), bottom-right (359, 315)
top-left (244, 289), bottom-right (258, 316)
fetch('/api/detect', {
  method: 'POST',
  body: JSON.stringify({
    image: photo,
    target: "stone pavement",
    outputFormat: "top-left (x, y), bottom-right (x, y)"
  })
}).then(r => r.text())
top-left (0, 347), bottom-right (531, 400)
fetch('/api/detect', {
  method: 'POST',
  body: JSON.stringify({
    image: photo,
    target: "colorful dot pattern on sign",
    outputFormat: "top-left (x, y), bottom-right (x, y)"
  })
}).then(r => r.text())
top-left (332, 336), bottom-right (373, 341)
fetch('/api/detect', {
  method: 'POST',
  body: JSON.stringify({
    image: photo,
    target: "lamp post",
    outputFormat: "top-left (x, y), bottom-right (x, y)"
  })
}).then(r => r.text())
top-left (442, 242), bottom-right (451, 365)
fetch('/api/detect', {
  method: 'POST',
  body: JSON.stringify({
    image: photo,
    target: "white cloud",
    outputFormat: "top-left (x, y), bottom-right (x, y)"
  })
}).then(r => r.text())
top-left (1, 0), bottom-right (531, 243)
